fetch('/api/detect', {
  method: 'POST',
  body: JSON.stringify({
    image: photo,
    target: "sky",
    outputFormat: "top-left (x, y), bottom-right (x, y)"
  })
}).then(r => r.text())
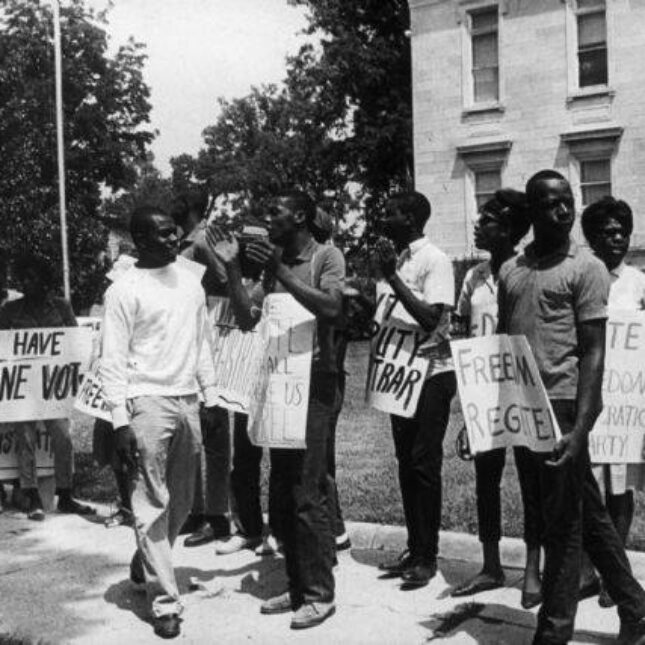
top-left (88, 0), bottom-right (308, 174)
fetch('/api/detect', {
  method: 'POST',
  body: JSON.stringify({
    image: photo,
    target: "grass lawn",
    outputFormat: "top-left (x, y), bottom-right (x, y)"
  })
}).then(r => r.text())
top-left (70, 340), bottom-right (645, 550)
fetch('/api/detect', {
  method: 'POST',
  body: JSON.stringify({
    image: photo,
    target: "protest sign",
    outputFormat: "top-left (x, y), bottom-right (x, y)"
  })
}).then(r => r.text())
top-left (0, 423), bottom-right (54, 480)
top-left (208, 296), bottom-right (269, 416)
top-left (589, 311), bottom-right (645, 463)
top-left (451, 334), bottom-right (560, 454)
top-left (0, 327), bottom-right (93, 422)
top-left (249, 294), bottom-right (315, 449)
top-left (365, 283), bottom-right (430, 418)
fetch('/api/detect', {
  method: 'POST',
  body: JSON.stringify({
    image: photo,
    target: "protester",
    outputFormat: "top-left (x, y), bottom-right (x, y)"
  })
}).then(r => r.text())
top-left (100, 205), bottom-right (220, 639)
top-left (171, 189), bottom-right (231, 547)
top-left (0, 253), bottom-right (95, 520)
top-left (581, 196), bottom-right (645, 608)
top-left (450, 189), bottom-right (540, 602)
top-left (497, 170), bottom-right (645, 645)
top-left (373, 192), bottom-right (457, 588)
top-left (234, 191), bottom-right (345, 629)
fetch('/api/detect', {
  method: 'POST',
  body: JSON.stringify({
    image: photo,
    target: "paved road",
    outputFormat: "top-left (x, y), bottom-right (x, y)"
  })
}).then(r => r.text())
top-left (0, 509), bottom-right (625, 644)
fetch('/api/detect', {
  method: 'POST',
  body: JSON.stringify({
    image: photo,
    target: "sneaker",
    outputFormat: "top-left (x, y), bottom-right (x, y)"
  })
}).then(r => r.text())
top-left (255, 535), bottom-right (278, 556)
top-left (260, 592), bottom-right (293, 615)
top-left (290, 601), bottom-right (335, 629)
top-left (215, 534), bottom-right (261, 555)
top-left (335, 533), bottom-right (351, 551)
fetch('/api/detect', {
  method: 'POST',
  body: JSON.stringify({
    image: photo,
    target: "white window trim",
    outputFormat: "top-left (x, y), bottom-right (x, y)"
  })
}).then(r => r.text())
top-left (460, 2), bottom-right (504, 112)
top-left (563, 0), bottom-right (614, 100)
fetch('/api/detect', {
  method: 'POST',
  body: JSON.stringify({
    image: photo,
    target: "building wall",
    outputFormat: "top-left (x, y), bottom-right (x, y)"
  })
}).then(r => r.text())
top-left (411, 0), bottom-right (645, 258)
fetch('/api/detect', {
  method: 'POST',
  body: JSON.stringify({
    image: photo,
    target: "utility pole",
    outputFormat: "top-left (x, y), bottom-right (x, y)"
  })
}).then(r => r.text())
top-left (52, 0), bottom-right (71, 300)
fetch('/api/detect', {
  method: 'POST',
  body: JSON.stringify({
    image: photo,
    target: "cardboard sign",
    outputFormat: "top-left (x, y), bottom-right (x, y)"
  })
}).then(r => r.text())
top-left (208, 296), bottom-right (269, 415)
top-left (248, 294), bottom-right (315, 449)
top-left (365, 283), bottom-right (430, 417)
top-left (0, 328), bottom-right (93, 422)
top-left (451, 334), bottom-right (560, 454)
top-left (589, 311), bottom-right (645, 463)
top-left (0, 423), bottom-right (54, 480)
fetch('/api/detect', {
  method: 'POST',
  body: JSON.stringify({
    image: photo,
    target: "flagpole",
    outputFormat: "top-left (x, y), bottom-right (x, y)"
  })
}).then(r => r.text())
top-left (52, 0), bottom-right (71, 301)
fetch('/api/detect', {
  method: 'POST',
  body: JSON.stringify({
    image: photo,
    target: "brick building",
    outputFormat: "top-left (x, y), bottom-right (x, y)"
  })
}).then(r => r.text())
top-left (410, 0), bottom-right (645, 259)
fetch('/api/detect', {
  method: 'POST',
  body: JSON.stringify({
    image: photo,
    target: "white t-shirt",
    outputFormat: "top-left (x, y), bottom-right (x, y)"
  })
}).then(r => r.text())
top-left (608, 263), bottom-right (645, 309)
top-left (456, 260), bottom-right (498, 337)
top-left (395, 237), bottom-right (454, 377)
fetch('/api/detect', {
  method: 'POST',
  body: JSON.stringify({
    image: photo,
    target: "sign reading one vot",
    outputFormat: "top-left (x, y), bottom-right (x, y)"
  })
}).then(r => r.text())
top-left (365, 283), bottom-right (431, 418)
top-left (451, 334), bottom-right (560, 454)
top-left (589, 311), bottom-right (645, 464)
top-left (0, 327), bottom-right (93, 422)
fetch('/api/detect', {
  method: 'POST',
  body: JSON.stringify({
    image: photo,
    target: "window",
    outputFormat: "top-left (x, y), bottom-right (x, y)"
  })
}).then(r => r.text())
top-left (474, 169), bottom-right (501, 210)
top-left (580, 158), bottom-right (611, 206)
top-left (576, 0), bottom-right (607, 88)
top-left (471, 8), bottom-right (499, 103)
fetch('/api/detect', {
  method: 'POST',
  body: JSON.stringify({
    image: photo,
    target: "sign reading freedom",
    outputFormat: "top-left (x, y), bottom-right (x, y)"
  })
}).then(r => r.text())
top-left (590, 311), bottom-right (645, 463)
top-left (0, 327), bottom-right (93, 422)
top-left (451, 335), bottom-right (560, 454)
top-left (365, 283), bottom-right (431, 418)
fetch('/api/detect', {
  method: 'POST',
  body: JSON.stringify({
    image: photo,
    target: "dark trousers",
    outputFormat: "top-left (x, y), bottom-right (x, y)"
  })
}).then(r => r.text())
top-left (390, 371), bottom-right (456, 562)
top-left (231, 413), bottom-right (263, 538)
top-left (270, 374), bottom-right (336, 604)
top-left (327, 371), bottom-right (347, 538)
top-left (526, 400), bottom-right (645, 644)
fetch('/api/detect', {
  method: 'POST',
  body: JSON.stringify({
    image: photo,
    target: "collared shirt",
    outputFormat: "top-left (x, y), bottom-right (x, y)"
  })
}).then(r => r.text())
top-left (396, 237), bottom-right (454, 377)
top-left (608, 262), bottom-right (645, 310)
top-left (180, 220), bottom-right (228, 296)
top-left (0, 295), bottom-right (77, 329)
top-left (272, 237), bottom-right (346, 374)
top-left (456, 260), bottom-right (498, 337)
top-left (498, 238), bottom-right (609, 399)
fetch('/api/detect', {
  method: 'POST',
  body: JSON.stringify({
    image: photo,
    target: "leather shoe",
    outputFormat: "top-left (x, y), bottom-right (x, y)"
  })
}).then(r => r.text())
top-left (184, 522), bottom-right (216, 547)
top-left (521, 590), bottom-right (542, 610)
top-left (379, 550), bottom-right (414, 576)
top-left (401, 560), bottom-right (437, 587)
top-left (451, 572), bottom-right (505, 597)
top-left (179, 513), bottom-right (203, 536)
top-left (260, 591), bottom-right (293, 615)
top-left (153, 614), bottom-right (181, 639)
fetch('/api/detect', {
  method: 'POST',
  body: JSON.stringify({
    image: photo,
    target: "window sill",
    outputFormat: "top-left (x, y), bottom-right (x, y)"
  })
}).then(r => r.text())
top-left (462, 103), bottom-right (505, 118)
top-left (566, 87), bottom-right (615, 104)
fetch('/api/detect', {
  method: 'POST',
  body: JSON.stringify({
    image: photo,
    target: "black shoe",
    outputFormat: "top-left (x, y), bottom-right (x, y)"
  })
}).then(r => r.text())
top-left (617, 616), bottom-right (645, 645)
top-left (401, 560), bottom-right (438, 587)
top-left (130, 550), bottom-right (145, 585)
top-left (179, 513), bottom-right (203, 536)
top-left (209, 514), bottom-right (231, 539)
top-left (521, 590), bottom-right (542, 610)
top-left (184, 521), bottom-right (217, 547)
top-left (153, 614), bottom-right (181, 639)
top-left (379, 550), bottom-right (414, 576)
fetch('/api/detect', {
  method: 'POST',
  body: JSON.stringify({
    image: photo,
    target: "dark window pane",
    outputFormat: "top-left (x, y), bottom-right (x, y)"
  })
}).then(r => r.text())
top-left (582, 183), bottom-right (611, 206)
top-left (473, 68), bottom-right (499, 102)
top-left (578, 12), bottom-right (606, 47)
top-left (577, 0), bottom-right (605, 10)
top-left (475, 170), bottom-right (501, 210)
top-left (579, 47), bottom-right (608, 86)
top-left (473, 32), bottom-right (498, 68)
top-left (581, 158), bottom-right (610, 183)
top-left (472, 9), bottom-right (498, 33)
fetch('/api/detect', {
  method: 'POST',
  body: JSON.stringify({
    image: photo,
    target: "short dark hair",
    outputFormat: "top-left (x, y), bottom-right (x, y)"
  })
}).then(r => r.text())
top-left (482, 188), bottom-right (531, 246)
top-left (170, 189), bottom-right (209, 226)
top-left (525, 170), bottom-right (569, 205)
top-left (279, 191), bottom-right (317, 227)
top-left (581, 196), bottom-right (633, 242)
top-left (13, 252), bottom-right (53, 288)
top-left (130, 205), bottom-right (168, 242)
top-left (387, 191), bottom-right (432, 229)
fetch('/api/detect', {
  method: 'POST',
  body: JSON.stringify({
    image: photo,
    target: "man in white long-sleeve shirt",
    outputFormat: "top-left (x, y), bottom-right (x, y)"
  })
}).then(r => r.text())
top-left (100, 205), bottom-right (219, 640)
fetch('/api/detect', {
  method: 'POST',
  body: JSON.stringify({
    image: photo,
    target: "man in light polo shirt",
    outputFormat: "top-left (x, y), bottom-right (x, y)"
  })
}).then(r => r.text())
top-left (498, 170), bottom-right (645, 645)
top-left (374, 191), bottom-right (457, 588)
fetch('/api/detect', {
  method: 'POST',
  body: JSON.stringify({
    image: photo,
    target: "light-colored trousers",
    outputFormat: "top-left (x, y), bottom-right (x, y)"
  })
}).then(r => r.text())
top-left (11, 419), bottom-right (73, 490)
top-left (129, 395), bottom-right (201, 618)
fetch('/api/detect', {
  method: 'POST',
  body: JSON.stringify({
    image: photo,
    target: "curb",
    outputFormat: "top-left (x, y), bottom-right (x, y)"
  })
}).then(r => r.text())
top-left (345, 520), bottom-right (645, 579)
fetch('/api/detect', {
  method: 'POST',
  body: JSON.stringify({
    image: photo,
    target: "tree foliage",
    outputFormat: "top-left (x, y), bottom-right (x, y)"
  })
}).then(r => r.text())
top-left (0, 0), bottom-right (154, 309)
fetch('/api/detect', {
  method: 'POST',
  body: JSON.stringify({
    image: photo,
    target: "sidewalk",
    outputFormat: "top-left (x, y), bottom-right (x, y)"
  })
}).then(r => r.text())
top-left (0, 508), bottom-right (630, 644)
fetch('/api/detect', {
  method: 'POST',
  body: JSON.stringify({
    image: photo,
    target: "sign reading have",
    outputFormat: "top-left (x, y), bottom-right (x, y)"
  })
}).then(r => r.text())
top-left (0, 327), bottom-right (93, 422)
top-left (249, 294), bottom-right (315, 449)
top-left (590, 311), bottom-right (645, 463)
top-left (452, 335), bottom-right (560, 454)
top-left (365, 283), bottom-right (430, 418)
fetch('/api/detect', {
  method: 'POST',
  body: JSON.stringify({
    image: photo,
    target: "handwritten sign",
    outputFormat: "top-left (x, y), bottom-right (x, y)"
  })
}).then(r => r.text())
top-left (589, 311), bottom-right (645, 463)
top-left (208, 296), bottom-right (269, 415)
top-left (0, 423), bottom-right (54, 480)
top-left (0, 328), bottom-right (93, 422)
top-left (365, 283), bottom-right (430, 417)
top-left (451, 334), bottom-right (560, 454)
top-left (249, 294), bottom-right (315, 449)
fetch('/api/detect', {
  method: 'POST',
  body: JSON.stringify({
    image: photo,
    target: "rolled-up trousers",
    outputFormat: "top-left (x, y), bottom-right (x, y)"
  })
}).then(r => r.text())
top-left (129, 395), bottom-right (200, 618)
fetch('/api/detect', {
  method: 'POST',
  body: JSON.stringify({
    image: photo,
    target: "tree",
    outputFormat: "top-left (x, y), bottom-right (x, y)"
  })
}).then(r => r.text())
top-left (0, 0), bottom-right (154, 309)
